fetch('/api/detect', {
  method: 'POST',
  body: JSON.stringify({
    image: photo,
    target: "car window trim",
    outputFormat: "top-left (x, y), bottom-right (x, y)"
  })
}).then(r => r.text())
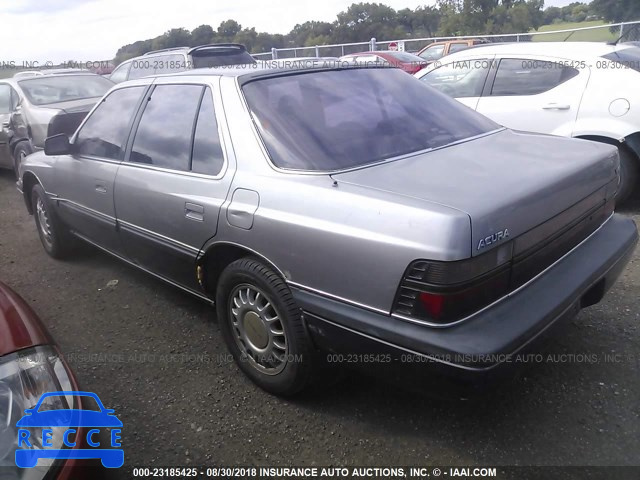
top-left (122, 81), bottom-right (229, 180)
top-left (71, 84), bottom-right (151, 164)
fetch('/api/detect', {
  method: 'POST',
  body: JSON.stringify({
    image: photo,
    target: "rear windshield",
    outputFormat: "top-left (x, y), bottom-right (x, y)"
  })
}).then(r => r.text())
top-left (601, 47), bottom-right (640, 73)
top-left (242, 68), bottom-right (498, 171)
top-left (19, 75), bottom-right (113, 105)
top-left (191, 48), bottom-right (256, 68)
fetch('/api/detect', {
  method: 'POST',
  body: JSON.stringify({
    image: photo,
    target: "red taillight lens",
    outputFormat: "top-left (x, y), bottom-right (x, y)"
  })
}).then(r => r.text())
top-left (418, 292), bottom-right (444, 318)
top-left (405, 267), bottom-right (511, 323)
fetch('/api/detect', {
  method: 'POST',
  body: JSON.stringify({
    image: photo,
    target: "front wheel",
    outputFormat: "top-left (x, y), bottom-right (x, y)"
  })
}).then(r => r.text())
top-left (216, 258), bottom-right (313, 396)
top-left (31, 184), bottom-right (73, 259)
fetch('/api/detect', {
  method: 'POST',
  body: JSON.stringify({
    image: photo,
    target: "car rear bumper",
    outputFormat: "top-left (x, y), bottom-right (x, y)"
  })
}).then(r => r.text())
top-left (295, 214), bottom-right (638, 375)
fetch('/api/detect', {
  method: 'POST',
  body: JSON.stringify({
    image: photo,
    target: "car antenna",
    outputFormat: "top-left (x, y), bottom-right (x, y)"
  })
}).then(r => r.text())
top-left (608, 24), bottom-right (640, 46)
top-left (563, 30), bottom-right (577, 42)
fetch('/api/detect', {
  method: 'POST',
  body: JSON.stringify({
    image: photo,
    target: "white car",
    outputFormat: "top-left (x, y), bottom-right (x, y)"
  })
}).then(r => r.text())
top-left (415, 42), bottom-right (640, 201)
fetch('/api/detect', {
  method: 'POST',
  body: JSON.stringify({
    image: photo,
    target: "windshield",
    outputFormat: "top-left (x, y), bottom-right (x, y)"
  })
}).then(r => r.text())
top-left (18, 75), bottom-right (113, 105)
top-left (601, 46), bottom-right (640, 73)
top-left (242, 68), bottom-right (498, 171)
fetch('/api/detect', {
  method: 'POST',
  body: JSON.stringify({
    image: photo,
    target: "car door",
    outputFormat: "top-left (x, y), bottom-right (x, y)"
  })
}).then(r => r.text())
top-left (54, 85), bottom-right (147, 254)
top-left (0, 83), bottom-right (18, 169)
top-left (417, 57), bottom-right (494, 110)
top-left (475, 56), bottom-right (590, 136)
top-left (114, 80), bottom-right (234, 292)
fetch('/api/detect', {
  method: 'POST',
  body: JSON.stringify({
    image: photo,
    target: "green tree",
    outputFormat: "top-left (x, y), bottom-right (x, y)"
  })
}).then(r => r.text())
top-left (190, 24), bottom-right (214, 46)
top-left (217, 19), bottom-right (242, 41)
top-left (592, 0), bottom-right (640, 22)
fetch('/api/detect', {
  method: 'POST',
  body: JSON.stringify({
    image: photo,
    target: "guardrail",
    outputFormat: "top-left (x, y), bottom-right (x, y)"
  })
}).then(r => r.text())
top-left (252, 20), bottom-right (640, 60)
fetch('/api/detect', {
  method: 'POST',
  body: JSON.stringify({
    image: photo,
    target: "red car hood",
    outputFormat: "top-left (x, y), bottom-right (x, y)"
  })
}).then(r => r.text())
top-left (0, 281), bottom-right (52, 357)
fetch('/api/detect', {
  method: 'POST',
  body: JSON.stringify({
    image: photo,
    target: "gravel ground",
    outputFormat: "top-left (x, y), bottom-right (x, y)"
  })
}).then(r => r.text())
top-left (0, 170), bottom-right (639, 475)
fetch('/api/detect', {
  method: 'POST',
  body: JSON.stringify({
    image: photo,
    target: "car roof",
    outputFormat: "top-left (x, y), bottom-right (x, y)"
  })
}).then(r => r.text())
top-left (438, 41), bottom-right (636, 60)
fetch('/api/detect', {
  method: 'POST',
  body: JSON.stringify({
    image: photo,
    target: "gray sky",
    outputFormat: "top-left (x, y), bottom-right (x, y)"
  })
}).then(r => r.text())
top-left (1, 0), bottom-right (583, 63)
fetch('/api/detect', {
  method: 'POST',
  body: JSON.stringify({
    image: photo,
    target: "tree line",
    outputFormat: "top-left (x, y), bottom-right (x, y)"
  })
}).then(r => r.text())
top-left (114, 0), bottom-right (640, 63)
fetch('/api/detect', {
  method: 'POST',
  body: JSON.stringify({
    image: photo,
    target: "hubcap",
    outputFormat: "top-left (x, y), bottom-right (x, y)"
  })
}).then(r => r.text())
top-left (229, 285), bottom-right (288, 375)
top-left (36, 197), bottom-right (53, 246)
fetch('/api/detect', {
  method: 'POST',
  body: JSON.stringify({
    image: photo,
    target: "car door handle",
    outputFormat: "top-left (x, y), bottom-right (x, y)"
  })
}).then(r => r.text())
top-left (95, 183), bottom-right (107, 194)
top-left (185, 202), bottom-right (204, 222)
top-left (542, 103), bottom-right (570, 110)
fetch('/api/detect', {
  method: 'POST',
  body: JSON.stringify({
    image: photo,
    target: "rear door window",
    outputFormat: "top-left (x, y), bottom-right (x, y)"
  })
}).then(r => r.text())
top-left (75, 86), bottom-right (145, 160)
top-left (129, 84), bottom-right (203, 171)
top-left (490, 58), bottom-right (579, 96)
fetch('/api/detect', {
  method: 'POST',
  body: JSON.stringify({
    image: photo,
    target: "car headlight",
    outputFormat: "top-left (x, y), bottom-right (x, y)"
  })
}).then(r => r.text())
top-left (0, 346), bottom-right (75, 479)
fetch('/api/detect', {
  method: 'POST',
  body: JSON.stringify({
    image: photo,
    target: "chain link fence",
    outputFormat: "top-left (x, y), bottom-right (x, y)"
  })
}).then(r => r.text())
top-left (253, 20), bottom-right (640, 60)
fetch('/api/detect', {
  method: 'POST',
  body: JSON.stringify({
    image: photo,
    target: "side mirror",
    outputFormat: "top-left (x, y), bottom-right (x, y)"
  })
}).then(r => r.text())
top-left (44, 134), bottom-right (71, 156)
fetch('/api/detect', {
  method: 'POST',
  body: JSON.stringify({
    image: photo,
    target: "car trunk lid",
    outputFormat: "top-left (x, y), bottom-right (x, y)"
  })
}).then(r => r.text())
top-left (332, 129), bottom-right (618, 257)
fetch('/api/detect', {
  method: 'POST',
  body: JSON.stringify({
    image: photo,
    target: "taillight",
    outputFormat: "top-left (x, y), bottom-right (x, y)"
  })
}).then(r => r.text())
top-left (393, 254), bottom-right (512, 325)
top-left (393, 197), bottom-right (613, 325)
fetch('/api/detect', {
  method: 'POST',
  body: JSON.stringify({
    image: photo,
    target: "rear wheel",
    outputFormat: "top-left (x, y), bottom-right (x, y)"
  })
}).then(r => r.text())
top-left (31, 184), bottom-right (73, 259)
top-left (216, 258), bottom-right (313, 396)
top-left (13, 141), bottom-right (32, 181)
top-left (617, 148), bottom-right (639, 204)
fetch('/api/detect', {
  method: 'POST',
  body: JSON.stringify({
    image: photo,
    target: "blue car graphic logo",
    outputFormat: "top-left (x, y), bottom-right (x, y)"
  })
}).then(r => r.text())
top-left (15, 391), bottom-right (123, 468)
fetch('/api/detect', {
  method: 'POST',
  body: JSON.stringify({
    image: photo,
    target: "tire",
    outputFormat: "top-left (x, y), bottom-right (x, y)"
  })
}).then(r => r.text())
top-left (31, 184), bottom-right (73, 259)
top-left (616, 147), bottom-right (639, 204)
top-left (13, 141), bottom-right (33, 181)
top-left (216, 258), bottom-right (313, 396)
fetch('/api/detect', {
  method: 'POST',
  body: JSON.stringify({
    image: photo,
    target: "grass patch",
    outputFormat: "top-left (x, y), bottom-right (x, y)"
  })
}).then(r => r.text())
top-left (531, 20), bottom-right (618, 42)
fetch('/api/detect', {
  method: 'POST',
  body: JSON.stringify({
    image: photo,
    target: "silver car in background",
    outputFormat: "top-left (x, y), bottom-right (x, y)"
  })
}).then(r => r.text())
top-left (109, 44), bottom-right (257, 83)
top-left (18, 65), bottom-right (638, 395)
top-left (0, 72), bottom-right (113, 177)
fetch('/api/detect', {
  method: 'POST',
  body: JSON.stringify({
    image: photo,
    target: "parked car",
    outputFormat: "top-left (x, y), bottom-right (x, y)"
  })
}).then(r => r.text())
top-left (0, 72), bottom-right (114, 178)
top-left (415, 41), bottom-right (640, 202)
top-left (0, 281), bottom-right (110, 478)
top-left (340, 51), bottom-right (428, 74)
top-left (109, 44), bottom-right (256, 83)
top-left (417, 39), bottom-right (487, 63)
top-left (19, 65), bottom-right (638, 396)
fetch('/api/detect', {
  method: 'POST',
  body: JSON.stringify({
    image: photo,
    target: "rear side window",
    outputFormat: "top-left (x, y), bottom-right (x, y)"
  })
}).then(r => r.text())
top-left (154, 54), bottom-right (189, 75)
top-left (601, 47), bottom-right (640, 73)
top-left (129, 84), bottom-right (203, 171)
top-left (128, 60), bottom-right (155, 80)
top-left (420, 44), bottom-right (445, 62)
top-left (449, 43), bottom-right (471, 54)
top-left (75, 86), bottom-right (145, 160)
top-left (422, 59), bottom-right (491, 98)
top-left (110, 62), bottom-right (131, 83)
top-left (490, 59), bottom-right (579, 96)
